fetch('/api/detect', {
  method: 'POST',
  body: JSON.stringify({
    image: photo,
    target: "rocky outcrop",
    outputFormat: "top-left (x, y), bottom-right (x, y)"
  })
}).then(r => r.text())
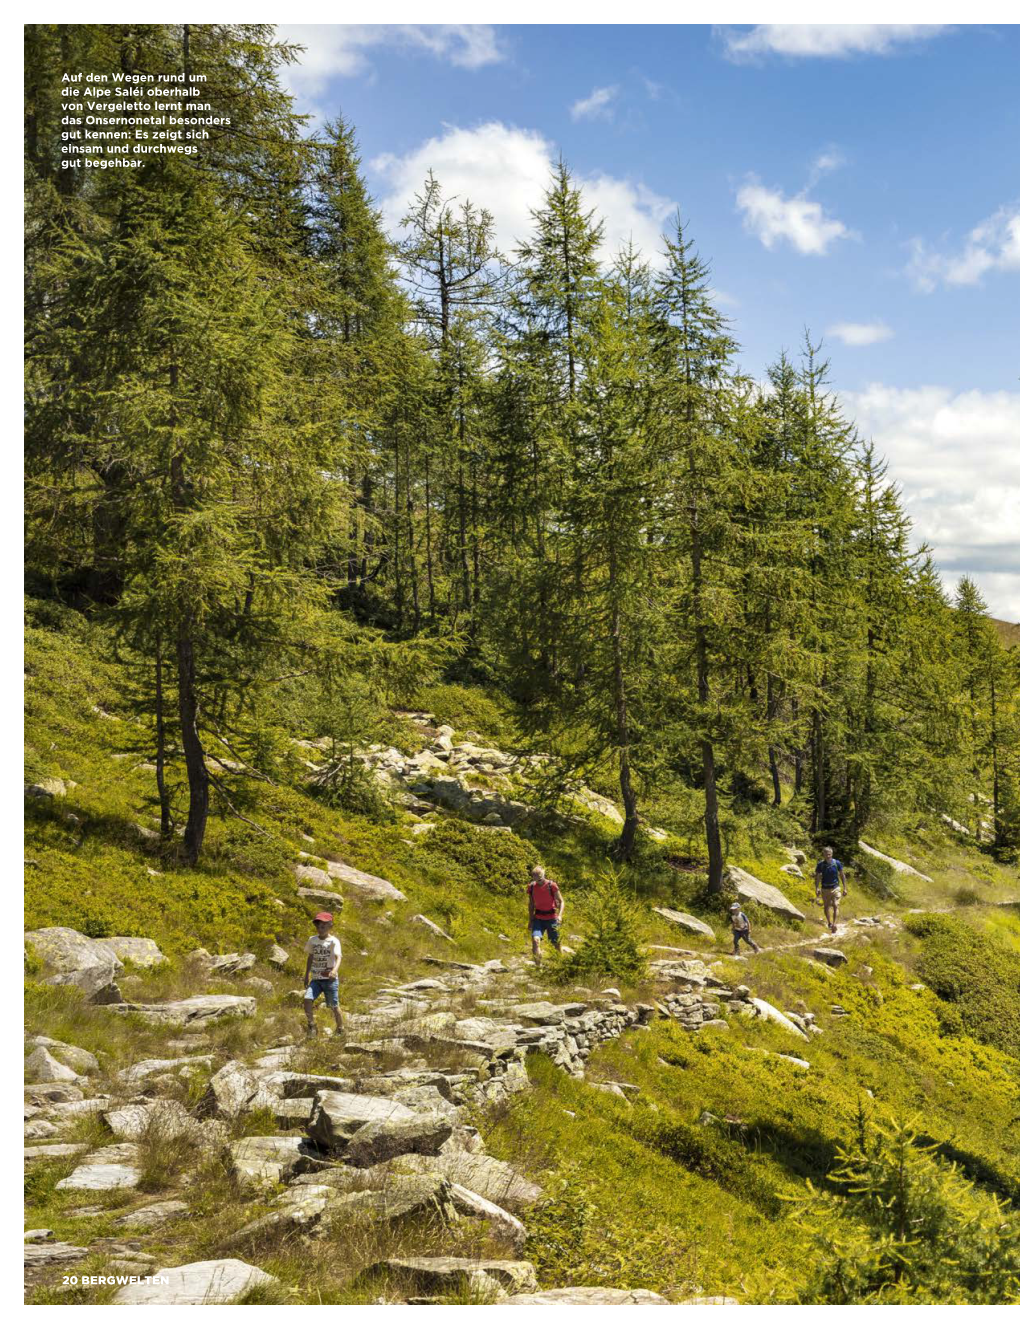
top-left (24, 927), bottom-right (123, 1003)
top-left (724, 866), bottom-right (806, 921)
top-left (105, 937), bottom-right (166, 968)
top-left (56, 1143), bottom-right (141, 1191)
top-left (25, 1036), bottom-right (99, 1075)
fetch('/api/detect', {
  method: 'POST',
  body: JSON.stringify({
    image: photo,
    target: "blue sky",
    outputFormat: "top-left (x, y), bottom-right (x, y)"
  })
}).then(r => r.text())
top-left (277, 24), bottom-right (1020, 619)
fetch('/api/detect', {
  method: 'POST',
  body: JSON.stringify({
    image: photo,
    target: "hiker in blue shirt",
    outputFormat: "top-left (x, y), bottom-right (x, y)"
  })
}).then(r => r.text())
top-left (814, 847), bottom-right (847, 934)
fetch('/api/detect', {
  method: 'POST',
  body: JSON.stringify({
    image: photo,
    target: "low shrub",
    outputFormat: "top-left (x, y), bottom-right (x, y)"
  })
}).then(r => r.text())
top-left (419, 819), bottom-right (538, 896)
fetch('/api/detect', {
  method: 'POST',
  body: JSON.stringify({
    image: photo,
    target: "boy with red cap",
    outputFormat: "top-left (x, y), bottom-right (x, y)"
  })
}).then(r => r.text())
top-left (303, 911), bottom-right (343, 1037)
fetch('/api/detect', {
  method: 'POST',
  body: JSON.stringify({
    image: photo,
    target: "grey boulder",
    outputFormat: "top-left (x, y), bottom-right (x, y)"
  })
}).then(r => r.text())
top-left (652, 907), bottom-right (716, 940)
top-left (306, 1091), bottom-right (418, 1153)
top-left (24, 926), bottom-right (123, 1002)
top-left (105, 937), bottom-right (166, 968)
top-left (108, 994), bottom-right (256, 1025)
top-left (324, 859), bottom-right (406, 902)
top-left (344, 1112), bottom-right (453, 1167)
top-left (112, 1258), bottom-right (276, 1305)
top-left (724, 866), bottom-right (806, 922)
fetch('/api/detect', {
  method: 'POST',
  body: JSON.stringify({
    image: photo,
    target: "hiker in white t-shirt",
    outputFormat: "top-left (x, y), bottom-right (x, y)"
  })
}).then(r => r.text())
top-left (303, 911), bottom-right (343, 1037)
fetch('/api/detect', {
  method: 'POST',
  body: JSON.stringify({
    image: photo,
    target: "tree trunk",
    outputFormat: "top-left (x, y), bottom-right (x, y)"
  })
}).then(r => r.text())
top-left (154, 636), bottom-right (172, 839)
top-left (608, 574), bottom-right (639, 861)
top-left (176, 622), bottom-right (208, 865)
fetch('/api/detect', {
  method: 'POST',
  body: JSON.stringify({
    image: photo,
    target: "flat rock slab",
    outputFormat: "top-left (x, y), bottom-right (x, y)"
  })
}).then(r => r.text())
top-left (858, 841), bottom-right (933, 882)
top-left (512, 1002), bottom-right (586, 1025)
top-left (507, 1288), bottom-right (668, 1305)
top-left (725, 865), bottom-right (806, 921)
top-left (108, 995), bottom-right (256, 1025)
top-left (25, 1143), bottom-right (82, 1162)
top-left (106, 937), bottom-right (167, 967)
top-left (812, 948), bottom-right (848, 968)
top-left (366, 1257), bottom-right (537, 1296)
top-left (652, 908), bottom-right (716, 940)
top-left (112, 1258), bottom-right (276, 1305)
top-left (296, 886), bottom-right (346, 909)
top-left (56, 1144), bottom-right (141, 1191)
top-left (115, 1200), bottom-right (190, 1231)
top-left (104, 1100), bottom-right (194, 1141)
top-left (325, 860), bottom-right (406, 902)
top-left (119, 1054), bottom-right (214, 1086)
top-left (24, 1241), bottom-right (90, 1268)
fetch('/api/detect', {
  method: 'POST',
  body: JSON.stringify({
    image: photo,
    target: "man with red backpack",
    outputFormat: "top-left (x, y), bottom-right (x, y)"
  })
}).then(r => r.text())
top-left (527, 865), bottom-right (564, 963)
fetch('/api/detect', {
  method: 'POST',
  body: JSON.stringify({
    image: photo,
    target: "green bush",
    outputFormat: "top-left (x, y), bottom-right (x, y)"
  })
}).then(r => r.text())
top-left (420, 819), bottom-right (538, 896)
top-left (560, 872), bottom-right (646, 983)
top-left (790, 1117), bottom-right (1020, 1303)
top-left (905, 913), bottom-right (1020, 1058)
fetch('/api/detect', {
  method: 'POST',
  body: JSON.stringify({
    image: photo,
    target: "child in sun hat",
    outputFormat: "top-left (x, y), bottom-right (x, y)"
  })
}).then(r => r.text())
top-left (303, 910), bottom-right (343, 1037)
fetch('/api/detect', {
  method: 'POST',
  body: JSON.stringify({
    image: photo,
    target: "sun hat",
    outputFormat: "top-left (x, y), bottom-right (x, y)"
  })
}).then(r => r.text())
top-left (313, 911), bottom-right (334, 923)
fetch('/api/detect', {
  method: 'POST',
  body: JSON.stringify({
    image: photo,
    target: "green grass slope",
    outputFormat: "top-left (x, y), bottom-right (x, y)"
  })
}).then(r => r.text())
top-left (23, 599), bottom-right (1020, 1304)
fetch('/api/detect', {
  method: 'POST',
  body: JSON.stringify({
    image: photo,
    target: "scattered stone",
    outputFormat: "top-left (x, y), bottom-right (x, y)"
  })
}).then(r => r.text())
top-left (56, 1143), bottom-right (141, 1191)
top-left (23, 926), bottom-right (123, 1002)
top-left (779, 863), bottom-right (804, 878)
top-left (24, 1229), bottom-right (54, 1242)
top-left (508, 1289), bottom-right (668, 1305)
top-left (24, 1241), bottom-right (90, 1268)
top-left (388, 1152), bottom-right (543, 1208)
top-left (410, 914), bottom-right (454, 942)
top-left (296, 886), bottom-right (346, 910)
top-left (857, 840), bottom-right (933, 882)
top-left (267, 944), bottom-right (289, 969)
top-left (118, 1054), bottom-right (214, 1087)
top-left (115, 1200), bottom-right (190, 1231)
top-left (448, 1183), bottom-right (527, 1254)
top-left (24, 1046), bottom-right (80, 1083)
top-left (27, 1036), bottom-right (100, 1075)
top-left (724, 866), bottom-right (806, 922)
top-left (105, 937), bottom-right (167, 968)
top-left (307, 1090), bottom-right (419, 1153)
top-left (208, 952), bottom-right (257, 976)
top-left (112, 1259), bottom-right (277, 1306)
top-left (652, 907), bottom-right (716, 940)
top-left (813, 948), bottom-right (848, 968)
top-left (324, 859), bottom-right (407, 902)
top-left (104, 1100), bottom-right (194, 1141)
top-left (292, 863), bottom-right (332, 889)
top-left (345, 1112), bottom-right (453, 1167)
top-left (25, 1143), bottom-right (81, 1161)
top-left (200, 1061), bottom-right (266, 1120)
top-left (108, 994), bottom-right (256, 1025)
top-left (26, 777), bottom-right (70, 798)
top-left (364, 1256), bottom-right (538, 1296)
top-left (744, 997), bottom-right (809, 1041)
top-left (244, 977), bottom-right (274, 995)
top-left (329, 1174), bottom-right (458, 1227)
top-left (228, 1136), bottom-right (331, 1188)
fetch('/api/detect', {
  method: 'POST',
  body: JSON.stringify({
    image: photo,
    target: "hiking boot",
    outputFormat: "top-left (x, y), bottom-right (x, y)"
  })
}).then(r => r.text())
top-left (305, 1023), bottom-right (317, 1038)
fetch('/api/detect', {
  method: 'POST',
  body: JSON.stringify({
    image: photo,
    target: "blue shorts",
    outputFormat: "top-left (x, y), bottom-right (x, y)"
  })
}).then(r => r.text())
top-left (305, 977), bottom-right (339, 1008)
top-left (531, 918), bottom-right (560, 943)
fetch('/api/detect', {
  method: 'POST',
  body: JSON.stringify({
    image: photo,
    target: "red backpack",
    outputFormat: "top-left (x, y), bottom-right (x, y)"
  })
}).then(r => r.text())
top-left (529, 878), bottom-right (559, 919)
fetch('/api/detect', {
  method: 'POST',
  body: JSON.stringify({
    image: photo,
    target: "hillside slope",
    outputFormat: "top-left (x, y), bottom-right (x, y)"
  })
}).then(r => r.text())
top-left (23, 603), bottom-right (1020, 1304)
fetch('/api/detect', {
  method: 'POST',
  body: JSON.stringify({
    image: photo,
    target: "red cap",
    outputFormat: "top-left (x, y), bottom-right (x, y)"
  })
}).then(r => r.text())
top-left (313, 912), bottom-right (333, 923)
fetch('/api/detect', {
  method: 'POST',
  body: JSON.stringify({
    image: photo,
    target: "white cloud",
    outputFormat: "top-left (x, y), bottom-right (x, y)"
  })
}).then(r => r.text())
top-left (736, 177), bottom-right (854, 256)
top-left (570, 85), bottom-right (618, 122)
top-left (372, 121), bottom-right (677, 263)
top-left (827, 321), bottom-right (893, 347)
top-left (908, 204), bottom-right (1020, 291)
top-left (841, 384), bottom-right (1020, 619)
top-left (722, 24), bottom-right (949, 62)
top-left (276, 24), bottom-right (502, 105)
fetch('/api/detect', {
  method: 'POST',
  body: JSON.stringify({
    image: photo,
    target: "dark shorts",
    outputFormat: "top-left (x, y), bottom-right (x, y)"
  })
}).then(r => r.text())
top-left (531, 918), bottom-right (560, 943)
top-left (305, 977), bottom-right (339, 1007)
